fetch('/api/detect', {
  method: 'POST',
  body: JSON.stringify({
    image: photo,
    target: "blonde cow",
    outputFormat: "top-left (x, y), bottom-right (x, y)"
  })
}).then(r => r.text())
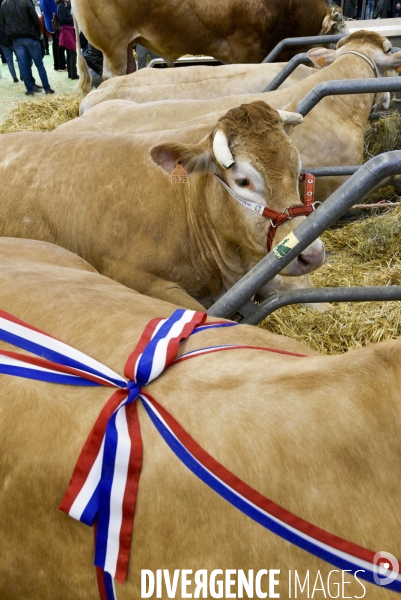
top-left (0, 102), bottom-right (324, 311)
top-left (0, 237), bottom-right (400, 600)
top-left (69, 32), bottom-right (401, 205)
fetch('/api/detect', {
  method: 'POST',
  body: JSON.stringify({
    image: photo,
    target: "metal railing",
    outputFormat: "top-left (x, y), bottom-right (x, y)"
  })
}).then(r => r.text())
top-left (263, 34), bottom-right (346, 63)
top-left (207, 151), bottom-right (401, 322)
top-left (296, 77), bottom-right (401, 116)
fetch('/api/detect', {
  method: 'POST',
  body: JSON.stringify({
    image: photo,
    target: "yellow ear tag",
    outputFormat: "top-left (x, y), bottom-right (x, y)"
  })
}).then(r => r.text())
top-left (397, 66), bottom-right (401, 72)
top-left (317, 57), bottom-right (325, 67)
top-left (171, 163), bottom-right (188, 184)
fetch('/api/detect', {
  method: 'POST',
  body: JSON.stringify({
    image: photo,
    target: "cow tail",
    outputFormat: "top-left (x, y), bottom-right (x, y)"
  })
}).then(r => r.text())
top-left (73, 15), bottom-right (92, 97)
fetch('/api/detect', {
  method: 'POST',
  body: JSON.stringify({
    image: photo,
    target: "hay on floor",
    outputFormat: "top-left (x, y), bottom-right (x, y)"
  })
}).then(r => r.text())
top-left (260, 206), bottom-right (401, 354)
top-left (0, 92), bottom-right (80, 134)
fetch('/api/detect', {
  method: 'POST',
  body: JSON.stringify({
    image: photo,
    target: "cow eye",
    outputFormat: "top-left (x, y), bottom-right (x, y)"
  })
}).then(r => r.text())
top-left (235, 178), bottom-right (250, 187)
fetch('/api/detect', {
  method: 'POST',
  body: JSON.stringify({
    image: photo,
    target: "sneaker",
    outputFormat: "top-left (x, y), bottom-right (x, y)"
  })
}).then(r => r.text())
top-left (25, 91), bottom-right (35, 95)
top-left (32, 84), bottom-right (43, 92)
top-left (45, 88), bottom-right (55, 94)
top-left (13, 77), bottom-right (19, 83)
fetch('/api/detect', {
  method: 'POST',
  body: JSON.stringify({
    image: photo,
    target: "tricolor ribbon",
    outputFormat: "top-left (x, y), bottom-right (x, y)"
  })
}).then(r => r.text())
top-left (0, 307), bottom-right (399, 598)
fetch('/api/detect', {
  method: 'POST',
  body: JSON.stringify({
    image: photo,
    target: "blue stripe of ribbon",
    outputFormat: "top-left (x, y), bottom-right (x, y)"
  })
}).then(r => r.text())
top-left (192, 323), bottom-right (238, 334)
top-left (0, 328), bottom-right (125, 387)
top-left (141, 397), bottom-right (401, 594)
top-left (95, 409), bottom-right (120, 570)
top-left (136, 309), bottom-right (188, 385)
top-left (103, 571), bottom-right (117, 600)
top-left (0, 364), bottom-right (102, 386)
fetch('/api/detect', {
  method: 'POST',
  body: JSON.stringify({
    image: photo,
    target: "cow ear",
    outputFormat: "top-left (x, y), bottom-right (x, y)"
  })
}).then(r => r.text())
top-left (373, 48), bottom-right (401, 72)
top-left (307, 47), bottom-right (337, 69)
top-left (150, 141), bottom-right (214, 174)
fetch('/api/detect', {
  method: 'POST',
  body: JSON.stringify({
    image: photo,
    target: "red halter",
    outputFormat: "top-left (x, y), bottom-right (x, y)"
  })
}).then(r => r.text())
top-left (215, 172), bottom-right (317, 252)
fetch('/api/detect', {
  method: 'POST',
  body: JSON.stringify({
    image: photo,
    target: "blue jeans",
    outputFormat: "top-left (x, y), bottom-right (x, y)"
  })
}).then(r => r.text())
top-left (12, 37), bottom-right (51, 92)
top-left (365, 0), bottom-right (375, 18)
top-left (0, 45), bottom-right (18, 79)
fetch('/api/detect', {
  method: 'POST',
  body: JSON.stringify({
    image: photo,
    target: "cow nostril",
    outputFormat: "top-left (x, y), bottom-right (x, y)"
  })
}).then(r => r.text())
top-left (296, 250), bottom-right (323, 274)
top-left (297, 254), bottom-right (311, 268)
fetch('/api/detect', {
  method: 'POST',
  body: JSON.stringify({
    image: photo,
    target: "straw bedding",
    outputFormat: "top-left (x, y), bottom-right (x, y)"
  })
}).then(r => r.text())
top-left (0, 92), bottom-right (80, 134)
top-left (0, 97), bottom-right (400, 354)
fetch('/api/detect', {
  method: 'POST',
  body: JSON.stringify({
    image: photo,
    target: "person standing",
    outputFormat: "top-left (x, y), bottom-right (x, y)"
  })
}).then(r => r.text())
top-left (39, 0), bottom-right (65, 71)
top-left (393, 0), bottom-right (401, 16)
top-left (365, 0), bottom-right (376, 18)
top-left (0, 0), bottom-right (18, 81)
top-left (56, 0), bottom-right (77, 79)
top-left (0, 0), bottom-right (54, 95)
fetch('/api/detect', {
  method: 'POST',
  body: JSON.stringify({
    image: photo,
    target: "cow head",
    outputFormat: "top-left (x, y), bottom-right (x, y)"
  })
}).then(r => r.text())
top-left (319, 4), bottom-right (346, 36)
top-left (150, 101), bottom-right (325, 279)
top-left (308, 31), bottom-right (401, 77)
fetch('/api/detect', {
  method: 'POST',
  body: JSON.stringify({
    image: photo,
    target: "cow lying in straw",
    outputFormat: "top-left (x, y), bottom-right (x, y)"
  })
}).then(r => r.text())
top-left (0, 102), bottom-right (324, 311)
top-left (79, 61), bottom-right (316, 103)
top-left (73, 31), bottom-right (401, 205)
top-left (0, 236), bottom-right (400, 600)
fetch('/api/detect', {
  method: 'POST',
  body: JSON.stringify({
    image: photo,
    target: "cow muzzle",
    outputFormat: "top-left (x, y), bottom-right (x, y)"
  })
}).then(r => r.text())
top-left (279, 237), bottom-right (325, 276)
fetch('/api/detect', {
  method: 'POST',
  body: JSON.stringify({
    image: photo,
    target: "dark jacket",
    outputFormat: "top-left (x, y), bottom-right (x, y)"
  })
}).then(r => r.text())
top-left (56, 1), bottom-right (72, 26)
top-left (0, 0), bottom-right (12, 46)
top-left (343, 0), bottom-right (357, 17)
top-left (0, 0), bottom-right (41, 41)
top-left (83, 42), bottom-right (103, 75)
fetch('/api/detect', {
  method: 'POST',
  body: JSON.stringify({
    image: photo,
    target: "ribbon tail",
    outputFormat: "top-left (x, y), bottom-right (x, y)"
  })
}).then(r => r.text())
top-left (115, 400), bottom-right (143, 583)
top-left (95, 394), bottom-right (143, 584)
top-left (60, 388), bottom-right (129, 523)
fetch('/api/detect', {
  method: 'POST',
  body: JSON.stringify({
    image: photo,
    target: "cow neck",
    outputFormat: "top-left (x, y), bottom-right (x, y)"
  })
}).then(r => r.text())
top-left (187, 172), bottom-right (263, 296)
top-left (339, 50), bottom-right (378, 77)
top-left (316, 51), bottom-right (377, 127)
top-left (183, 173), bottom-right (240, 297)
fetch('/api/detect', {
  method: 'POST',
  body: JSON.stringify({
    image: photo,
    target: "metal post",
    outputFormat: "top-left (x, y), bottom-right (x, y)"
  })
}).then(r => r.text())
top-left (242, 286), bottom-right (401, 325)
top-left (262, 34), bottom-right (347, 63)
top-left (207, 151), bottom-right (401, 319)
top-left (263, 53), bottom-right (311, 92)
top-left (296, 77), bottom-right (401, 116)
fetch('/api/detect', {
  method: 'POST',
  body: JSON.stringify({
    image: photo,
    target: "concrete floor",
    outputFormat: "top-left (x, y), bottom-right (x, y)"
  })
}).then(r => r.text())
top-left (0, 45), bottom-right (79, 123)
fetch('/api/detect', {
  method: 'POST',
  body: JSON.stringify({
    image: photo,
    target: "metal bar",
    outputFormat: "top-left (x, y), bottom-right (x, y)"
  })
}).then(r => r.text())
top-left (301, 166), bottom-right (359, 177)
top-left (207, 151), bottom-right (401, 319)
top-left (262, 34), bottom-right (347, 63)
top-left (296, 77), bottom-right (401, 116)
top-left (361, 0), bottom-right (367, 20)
top-left (242, 286), bottom-right (401, 325)
top-left (263, 53), bottom-right (311, 92)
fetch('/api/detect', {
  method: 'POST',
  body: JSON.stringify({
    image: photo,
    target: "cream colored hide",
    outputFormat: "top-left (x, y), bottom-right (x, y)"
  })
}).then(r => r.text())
top-left (0, 237), bottom-right (400, 600)
top-left (71, 31), bottom-right (401, 204)
top-left (0, 102), bottom-right (324, 310)
top-left (80, 62), bottom-right (316, 106)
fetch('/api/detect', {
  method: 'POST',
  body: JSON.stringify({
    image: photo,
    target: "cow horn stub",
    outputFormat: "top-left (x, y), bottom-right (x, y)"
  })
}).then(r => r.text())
top-left (277, 110), bottom-right (304, 126)
top-left (213, 129), bottom-right (235, 169)
top-left (383, 39), bottom-right (392, 53)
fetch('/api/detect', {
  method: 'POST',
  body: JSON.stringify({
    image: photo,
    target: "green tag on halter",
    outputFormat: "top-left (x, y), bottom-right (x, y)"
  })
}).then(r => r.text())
top-left (273, 232), bottom-right (299, 259)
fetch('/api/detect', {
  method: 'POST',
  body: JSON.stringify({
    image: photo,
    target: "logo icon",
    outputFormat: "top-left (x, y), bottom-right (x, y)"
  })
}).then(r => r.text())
top-left (373, 551), bottom-right (399, 586)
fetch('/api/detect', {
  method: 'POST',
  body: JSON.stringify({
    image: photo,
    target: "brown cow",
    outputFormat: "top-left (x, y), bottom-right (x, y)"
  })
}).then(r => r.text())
top-left (71, 0), bottom-right (344, 79)
top-left (73, 31), bottom-right (401, 205)
top-left (1, 236), bottom-right (401, 600)
top-left (0, 102), bottom-right (324, 311)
